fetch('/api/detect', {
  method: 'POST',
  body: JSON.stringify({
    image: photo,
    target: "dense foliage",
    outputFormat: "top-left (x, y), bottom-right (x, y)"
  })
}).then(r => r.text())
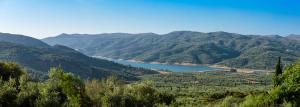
top-left (1, 60), bottom-right (300, 107)
top-left (0, 62), bottom-right (173, 107)
top-left (43, 31), bottom-right (300, 69)
top-left (239, 60), bottom-right (300, 107)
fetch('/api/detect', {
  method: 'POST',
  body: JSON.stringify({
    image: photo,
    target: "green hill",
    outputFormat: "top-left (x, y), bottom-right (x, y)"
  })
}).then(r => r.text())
top-left (0, 32), bottom-right (49, 47)
top-left (0, 33), bottom-right (157, 80)
top-left (43, 31), bottom-right (300, 69)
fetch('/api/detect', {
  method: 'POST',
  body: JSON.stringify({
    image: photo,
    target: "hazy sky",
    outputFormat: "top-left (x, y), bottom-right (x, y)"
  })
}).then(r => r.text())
top-left (0, 0), bottom-right (300, 38)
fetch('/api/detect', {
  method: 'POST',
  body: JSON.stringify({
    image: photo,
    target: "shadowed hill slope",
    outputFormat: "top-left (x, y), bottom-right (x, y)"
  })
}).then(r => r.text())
top-left (0, 33), bottom-right (157, 80)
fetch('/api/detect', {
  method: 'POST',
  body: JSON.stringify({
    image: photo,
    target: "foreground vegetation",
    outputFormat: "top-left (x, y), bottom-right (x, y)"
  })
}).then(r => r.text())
top-left (1, 59), bottom-right (300, 107)
top-left (0, 62), bottom-right (173, 107)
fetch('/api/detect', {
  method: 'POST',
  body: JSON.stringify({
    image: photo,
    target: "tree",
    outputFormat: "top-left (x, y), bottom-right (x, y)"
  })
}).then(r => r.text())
top-left (241, 60), bottom-right (300, 106)
top-left (275, 56), bottom-right (283, 76)
top-left (273, 56), bottom-right (283, 87)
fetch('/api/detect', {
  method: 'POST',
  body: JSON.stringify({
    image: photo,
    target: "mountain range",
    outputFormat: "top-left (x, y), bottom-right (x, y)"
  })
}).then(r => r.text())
top-left (43, 31), bottom-right (300, 69)
top-left (0, 33), bottom-right (157, 80)
top-left (287, 34), bottom-right (300, 41)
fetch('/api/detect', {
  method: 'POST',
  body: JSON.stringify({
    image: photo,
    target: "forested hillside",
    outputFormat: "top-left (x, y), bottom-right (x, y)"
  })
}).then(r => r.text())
top-left (0, 33), bottom-right (157, 80)
top-left (43, 31), bottom-right (300, 69)
top-left (0, 33), bottom-right (49, 47)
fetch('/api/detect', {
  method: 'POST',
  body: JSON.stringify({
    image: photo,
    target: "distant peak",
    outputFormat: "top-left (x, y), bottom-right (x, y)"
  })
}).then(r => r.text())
top-left (208, 31), bottom-right (234, 34)
top-left (286, 34), bottom-right (300, 40)
top-left (170, 31), bottom-right (197, 33)
top-left (259, 34), bottom-right (281, 38)
top-left (213, 31), bottom-right (227, 33)
top-left (56, 33), bottom-right (82, 37)
top-left (58, 33), bottom-right (70, 36)
top-left (288, 34), bottom-right (300, 37)
top-left (135, 32), bottom-right (158, 36)
top-left (167, 31), bottom-right (202, 34)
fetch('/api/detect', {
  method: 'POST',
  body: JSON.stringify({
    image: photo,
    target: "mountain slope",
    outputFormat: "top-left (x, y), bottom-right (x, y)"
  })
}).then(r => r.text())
top-left (0, 33), bottom-right (157, 80)
top-left (43, 31), bottom-right (300, 69)
top-left (0, 32), bottom-right (49, 47)
top-left (286, 34), bottom-right (300, 41)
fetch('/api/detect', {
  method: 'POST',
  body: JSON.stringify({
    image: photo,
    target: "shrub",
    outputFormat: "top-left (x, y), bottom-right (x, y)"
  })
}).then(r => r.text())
top-left (241, 60), bottom-right (300, 106)
top-left (216, 96), bottom-right (241, 107)
top-left (0, 62), bottom-right (24, 81)
top-left (0, 79), bottom-right (18, 107)
top-left (48, 67), bottom-right (92, 107)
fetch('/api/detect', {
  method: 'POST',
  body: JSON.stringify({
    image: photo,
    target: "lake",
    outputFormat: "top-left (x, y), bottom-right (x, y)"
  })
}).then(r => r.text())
top-left (95, 56), bottom-right (223, 72)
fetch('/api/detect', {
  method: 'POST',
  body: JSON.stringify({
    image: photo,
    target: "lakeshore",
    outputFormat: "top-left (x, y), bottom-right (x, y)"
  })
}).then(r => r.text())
top-left (93, 56), bottom-right (270, 73)
top-left (93, 56), bottom-right (223, 72)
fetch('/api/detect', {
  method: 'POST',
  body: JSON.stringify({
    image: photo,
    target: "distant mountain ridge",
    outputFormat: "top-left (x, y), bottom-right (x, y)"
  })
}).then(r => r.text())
top-left (0, 32), bottom-right (49, 47)
top-left (43, 31), bottom-right (300, 69)
top-left (0, 33), bottom-right (157, 80)
top-left (287, 34), bottom-right (300, 41)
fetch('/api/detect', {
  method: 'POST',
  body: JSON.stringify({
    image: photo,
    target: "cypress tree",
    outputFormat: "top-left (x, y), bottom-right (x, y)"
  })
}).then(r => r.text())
top-left (275, 56), bottom-right (283, 76)
top-left (273, 56), bottom-right (283, 87)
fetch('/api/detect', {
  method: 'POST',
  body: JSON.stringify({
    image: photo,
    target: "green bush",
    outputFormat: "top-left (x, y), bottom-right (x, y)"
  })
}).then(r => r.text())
top-left (0, 62), bottom-right (24, 81)
top-left (239, 93), bottom-right (272, 107)
top-left (0, 79), bottom-right (18, 107)
top-left (48, 67), bottom-right (92, 107)
top-left (240, 60), bottom-right (300, 107)
top-left (216, 96), bottom-right (241, 107)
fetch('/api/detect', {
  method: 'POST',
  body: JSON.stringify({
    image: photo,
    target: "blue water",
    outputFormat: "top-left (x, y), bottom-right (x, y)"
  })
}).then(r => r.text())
top-left (112, 59), bottom-right (222, 72)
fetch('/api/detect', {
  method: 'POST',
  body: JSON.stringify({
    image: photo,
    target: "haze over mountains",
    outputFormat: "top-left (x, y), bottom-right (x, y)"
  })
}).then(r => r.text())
top-left (287, 34), bottom-right (300, 41)
top-left (43, 31), bottom-right (300, 69)
top-left (0, 32), bottom-right (157, 80)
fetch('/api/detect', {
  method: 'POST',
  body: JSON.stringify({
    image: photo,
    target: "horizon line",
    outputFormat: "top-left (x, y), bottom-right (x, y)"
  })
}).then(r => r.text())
top-left (1, 30), bottom-right (297, 39)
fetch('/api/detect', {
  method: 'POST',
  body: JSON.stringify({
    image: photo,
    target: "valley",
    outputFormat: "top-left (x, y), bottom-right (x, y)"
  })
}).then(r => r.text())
top-left (43, 31), bottom-right (300, 70)
top-left (94, 56), bottom-right (223, 72)
top-left (0, 33), bottom-right (157, 81)
top-left (0, 31), bottom-right (298, 107)
top-left (1, 0), bottom-right (300, 106)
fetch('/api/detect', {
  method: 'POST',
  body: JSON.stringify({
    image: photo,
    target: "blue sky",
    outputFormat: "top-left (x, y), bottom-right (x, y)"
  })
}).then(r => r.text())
top-left (0, 0), bottom-right (300, 38)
